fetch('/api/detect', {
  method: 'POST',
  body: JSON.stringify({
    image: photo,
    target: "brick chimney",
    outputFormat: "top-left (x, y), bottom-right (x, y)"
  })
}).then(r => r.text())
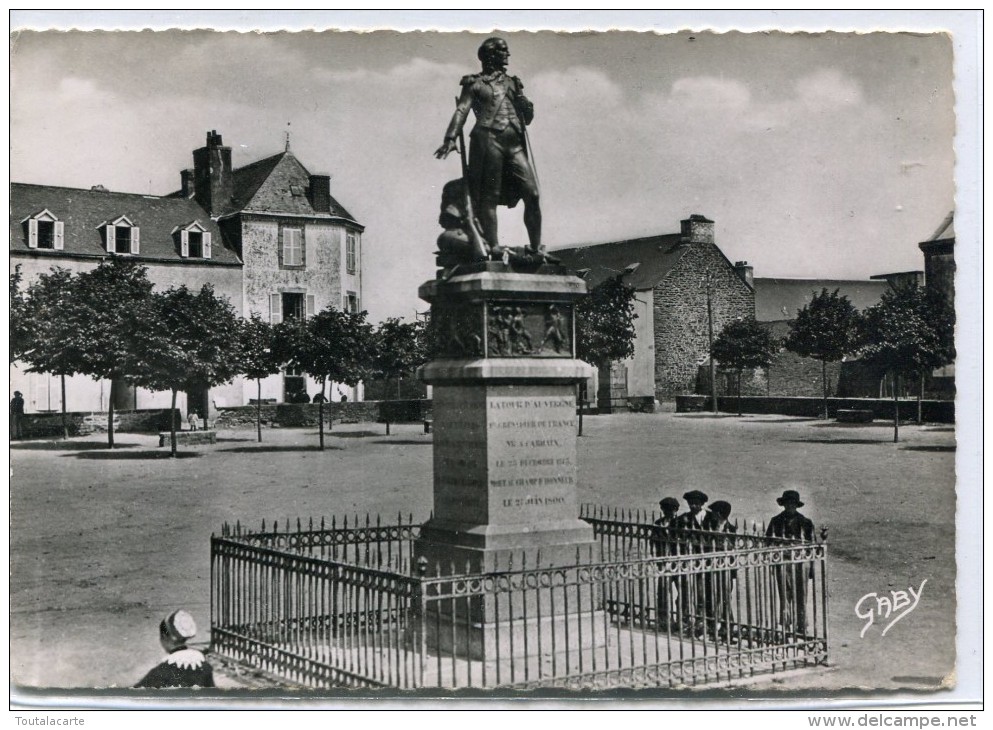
top-left (180, 169), bottom-right (195, 198)
top-left (192, 130), bottom-right (233, 215)
top-left (308, 174), bottom-right (331, 213)
top-left (679, 214), bottom-right (715, 244)
top-left (733, 261), bottom-right (754, 287)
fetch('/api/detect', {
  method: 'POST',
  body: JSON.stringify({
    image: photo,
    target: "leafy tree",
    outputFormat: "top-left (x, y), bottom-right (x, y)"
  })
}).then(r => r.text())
top-left (23, 268), bottom-right (88, 439)
top-left (371, 317), bottom-right (428, 435)
top-left (711, 318), bottom-right (779, 416)
top-left (237, 313), bottom-right (284, 443)
top-left (281, 306), bottom-right (375, 450)
top-left (859, 283), bottom-right (955, 442)
top-left (10, 265), bottom-right (33, 365)
top-left (575, 274), bottom-right (638, 366)
top-left (575, 274), bottom-right (638, 435)
top-left (131, 284), bottom-right (242, 457)
top-left (783, 288), bottom-right (861, 419)
top-left (70, 259), bottom-right (158, 448)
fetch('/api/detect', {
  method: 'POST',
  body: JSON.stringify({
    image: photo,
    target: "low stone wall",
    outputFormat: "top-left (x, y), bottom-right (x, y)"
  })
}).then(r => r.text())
top-left (159, 430), bottom-right (217, 447)
top-left (19, 409), bottom-right (181, 439)
top-left (674, 395), bottom-right (955, 423)
top-left (215, 400), bottom-right (432, 430)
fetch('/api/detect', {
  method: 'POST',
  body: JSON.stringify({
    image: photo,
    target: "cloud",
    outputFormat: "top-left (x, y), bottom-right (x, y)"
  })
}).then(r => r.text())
top-left (794, 68), bottom-right (863, 108)
top-left (669, 76), bottom-right (751, 112)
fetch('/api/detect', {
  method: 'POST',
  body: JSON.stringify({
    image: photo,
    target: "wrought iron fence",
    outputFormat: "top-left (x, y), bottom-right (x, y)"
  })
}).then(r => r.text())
top-left (211, 506), bottom-right (827, 690)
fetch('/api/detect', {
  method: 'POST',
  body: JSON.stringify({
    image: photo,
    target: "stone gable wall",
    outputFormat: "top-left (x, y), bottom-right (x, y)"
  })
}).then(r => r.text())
top-left (652, 243), bottom-right (755, 397)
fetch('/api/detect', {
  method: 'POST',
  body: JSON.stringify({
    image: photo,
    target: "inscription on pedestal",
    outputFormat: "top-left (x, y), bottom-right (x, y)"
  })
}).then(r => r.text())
top-left (432, 385), bottom-right (579, 527)
top-left (487, 390), bottom-right (578, 522)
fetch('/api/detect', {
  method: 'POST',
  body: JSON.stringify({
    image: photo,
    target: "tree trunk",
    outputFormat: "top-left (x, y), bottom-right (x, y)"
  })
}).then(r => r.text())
top-left (397, 375), bottom-right (402, 400)
top-left (60, 374), bottom-right (68, 440)
top-left (737, 370), bottom-right (743, 416)
top-left (170, 388), bottom-right (178, 457)
top-left (821, 359), bottom-right (829, 420)
top-left (107, 379), bottom-right (116, 449)
top-left (256, 379), bottom-right (263, 443)
top-left (919, 373), bottom-right (926, 422)
top-left (318, 377), bottom-right (326, 451)
top-left (893, 373), bottom-right (900, 444)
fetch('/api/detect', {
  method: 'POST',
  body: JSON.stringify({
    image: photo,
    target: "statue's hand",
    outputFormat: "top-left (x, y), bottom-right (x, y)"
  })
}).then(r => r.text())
top-left (434, 139), bottom-right (456, 159)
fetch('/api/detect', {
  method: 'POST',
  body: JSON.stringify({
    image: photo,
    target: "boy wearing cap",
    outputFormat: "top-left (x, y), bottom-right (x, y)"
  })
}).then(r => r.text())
top-left (651, 498), bottom-right (681, 630)
top-left (766, 490), bottom-right (815, 634)
top-left (674, 490), bottom-right (709, 634)
top-left (675, 490), bottom-right (709, 530)
top-left (702, 501), bottom-right (737, 639)
top-left (134, 610), bottom-right (215, 688)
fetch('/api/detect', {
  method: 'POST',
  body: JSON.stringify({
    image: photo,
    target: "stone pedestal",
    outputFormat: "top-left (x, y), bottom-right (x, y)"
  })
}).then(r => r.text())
top-left (416, 264), bottom-right (601, 660)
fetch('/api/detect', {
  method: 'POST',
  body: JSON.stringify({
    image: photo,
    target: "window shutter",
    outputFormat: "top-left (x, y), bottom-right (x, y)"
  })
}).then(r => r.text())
top-left (269, 293), bottom-right (282, 324)
top-left (130, 227), bottom-right (140, 255)
top-left (105, 224), bottom-right (115, 253)
top-left (202, 231), bottom-right (212, 259)
top-left (306, 294), bottom-right (315, 318)
top-left (27, 219), bottom-right (38, 248)
top-left (54, 221), bottom-right (64, 250)
top-left (180, 230), bottom-right (189, 257)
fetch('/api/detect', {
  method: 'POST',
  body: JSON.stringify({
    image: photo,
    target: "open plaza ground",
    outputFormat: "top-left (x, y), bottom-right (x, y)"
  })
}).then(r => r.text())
top-left (10, 411), bottom-right (957, 694)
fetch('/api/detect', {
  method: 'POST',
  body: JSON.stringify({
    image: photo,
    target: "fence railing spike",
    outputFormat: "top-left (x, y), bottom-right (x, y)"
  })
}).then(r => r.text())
top-left (261, 518), bottom-right (266, 533)
top-left (297, 517), bottom-right (302, 533)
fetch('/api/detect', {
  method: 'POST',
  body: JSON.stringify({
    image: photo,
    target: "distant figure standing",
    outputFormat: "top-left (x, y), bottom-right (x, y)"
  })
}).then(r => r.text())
top-left (187, 411), bottom-right (201, 431)
top-left (134, 610), bottom-right (215, 688)
top-left (766, 490), bottom-right (815, 634)
top-left (339, 392), bottom-right (348, 403)
top-left (312, 392), bottom-right (328, 404)
top-left (10, 391), bottom-right (25, 440)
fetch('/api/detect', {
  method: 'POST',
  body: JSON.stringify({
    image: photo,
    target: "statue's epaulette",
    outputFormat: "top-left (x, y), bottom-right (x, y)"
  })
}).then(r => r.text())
top-left (460, 74), bottom-right (479, 86)
top-left (511, 75), bottom-right (524, 89)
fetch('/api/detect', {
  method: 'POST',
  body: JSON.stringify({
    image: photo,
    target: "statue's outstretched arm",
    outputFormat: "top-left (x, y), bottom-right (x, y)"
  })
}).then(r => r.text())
top-left (435, 82), bottom-right (474, 159)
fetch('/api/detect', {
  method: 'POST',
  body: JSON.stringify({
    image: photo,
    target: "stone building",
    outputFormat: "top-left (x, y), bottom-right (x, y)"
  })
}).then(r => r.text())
top-left (10, 130), bottom-right (364, 415)
top-left (553, 215), bottom-right (755, 408)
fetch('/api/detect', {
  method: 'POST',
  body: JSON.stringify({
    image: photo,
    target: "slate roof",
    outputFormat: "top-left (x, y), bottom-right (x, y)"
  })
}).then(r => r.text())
top-left (551, 234), bottom-right (687, 289)
top-left (224, 151), bottom-right (360, 225)
top-left (753, 277), bottom-right (890, 322)
top-left (10, 183), bottom-right (239, 265)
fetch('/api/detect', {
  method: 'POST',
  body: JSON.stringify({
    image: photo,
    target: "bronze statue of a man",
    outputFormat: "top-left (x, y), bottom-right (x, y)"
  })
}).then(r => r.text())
top-left (434, 37), bottom-right (542, 255)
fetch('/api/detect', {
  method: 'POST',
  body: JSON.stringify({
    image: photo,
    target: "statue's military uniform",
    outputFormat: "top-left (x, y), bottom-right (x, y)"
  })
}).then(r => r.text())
top-left (444, 70), bottom-right (538, 209)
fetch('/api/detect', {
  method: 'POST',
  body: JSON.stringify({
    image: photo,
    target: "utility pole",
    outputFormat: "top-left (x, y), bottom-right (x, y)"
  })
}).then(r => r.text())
top-left (705, 273), bottom-right (718, 414)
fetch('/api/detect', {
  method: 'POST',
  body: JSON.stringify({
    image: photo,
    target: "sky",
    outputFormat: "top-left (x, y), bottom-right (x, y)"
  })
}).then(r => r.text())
top-left (10, 19), bottom-right (958, 323)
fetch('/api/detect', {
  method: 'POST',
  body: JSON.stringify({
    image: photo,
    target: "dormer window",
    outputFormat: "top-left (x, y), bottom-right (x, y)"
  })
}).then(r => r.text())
top-left (22, 210), bottom-right (64, 250)
top-left (100, 216), bottom-right (140, 255)
top-left (172, 221), bottom-right (212, 259)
